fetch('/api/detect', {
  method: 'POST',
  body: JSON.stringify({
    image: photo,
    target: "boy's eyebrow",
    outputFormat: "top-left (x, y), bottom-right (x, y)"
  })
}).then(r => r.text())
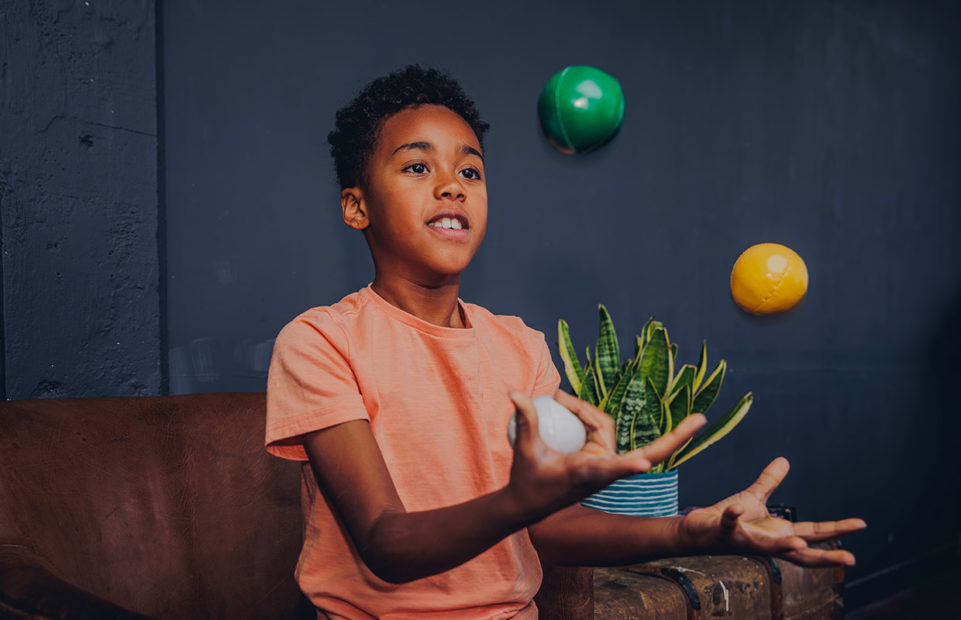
top-left (391, 141), bottom-right (484, 161)
top-left (392, 141), bottom-right (433, 156)
top-left (461, 144), bottom-right (484, 161)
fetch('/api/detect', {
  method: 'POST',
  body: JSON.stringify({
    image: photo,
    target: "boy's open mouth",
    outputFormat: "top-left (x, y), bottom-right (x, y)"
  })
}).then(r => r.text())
top-left (426, 214), bottom-right (469, 232)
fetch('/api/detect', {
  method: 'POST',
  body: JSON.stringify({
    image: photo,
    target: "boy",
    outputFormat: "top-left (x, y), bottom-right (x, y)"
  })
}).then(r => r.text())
top-left (265, 65), bottom-right (864, 619)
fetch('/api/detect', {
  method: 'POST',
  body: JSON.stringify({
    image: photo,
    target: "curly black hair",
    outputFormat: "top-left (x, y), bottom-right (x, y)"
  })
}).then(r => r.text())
top-left (327, 65), bottom-right (490, 189)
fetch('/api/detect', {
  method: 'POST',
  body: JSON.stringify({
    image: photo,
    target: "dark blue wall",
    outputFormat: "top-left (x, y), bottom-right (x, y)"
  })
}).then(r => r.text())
top-left (0, 1), bottom-right (161, 398)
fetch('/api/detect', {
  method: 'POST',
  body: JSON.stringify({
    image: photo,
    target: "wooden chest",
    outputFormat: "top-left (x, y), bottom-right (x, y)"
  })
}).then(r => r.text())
top-left (537, 542), bottom-right (844, 619)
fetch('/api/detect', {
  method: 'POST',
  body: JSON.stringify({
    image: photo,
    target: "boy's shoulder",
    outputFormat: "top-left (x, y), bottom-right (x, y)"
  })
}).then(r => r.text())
top-left (274, 288), bottom-right (367, 346)
top-left (294, 288), bottom-right (367, 324)
top-left (462, 301), bottom-right (547, 346)
top-left (464, 300), bottom-right (532, 331)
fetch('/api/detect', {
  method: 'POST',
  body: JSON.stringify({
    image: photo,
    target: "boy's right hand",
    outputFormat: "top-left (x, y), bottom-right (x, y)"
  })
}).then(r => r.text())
top-left (505, 390), bottom-right (705, 523)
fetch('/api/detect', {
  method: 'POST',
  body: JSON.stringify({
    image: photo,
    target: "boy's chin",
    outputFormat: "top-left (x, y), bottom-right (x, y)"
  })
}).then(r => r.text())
top-left (428, 254), bottom-right (478, 278)
top-left (425, 267), bottom-right (469, 284)
top-left (419, 261), bottom-right (474, 284)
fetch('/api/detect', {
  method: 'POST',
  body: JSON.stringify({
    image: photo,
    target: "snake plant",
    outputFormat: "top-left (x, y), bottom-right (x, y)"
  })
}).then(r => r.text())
top-left (557, 305), bottom-right (753, 471)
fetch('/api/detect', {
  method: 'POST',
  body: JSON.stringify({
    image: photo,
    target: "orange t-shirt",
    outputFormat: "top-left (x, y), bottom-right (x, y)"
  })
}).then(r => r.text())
top-left (265, 285), bottom-right (560, 619)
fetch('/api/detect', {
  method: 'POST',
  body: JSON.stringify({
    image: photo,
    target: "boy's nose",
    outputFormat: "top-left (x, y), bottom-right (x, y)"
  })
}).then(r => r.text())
top-left (433, 175), bottom-right (465, 201)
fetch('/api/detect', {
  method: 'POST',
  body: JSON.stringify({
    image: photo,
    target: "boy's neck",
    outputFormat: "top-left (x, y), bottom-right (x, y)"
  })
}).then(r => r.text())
top-left (371, 277), bottom-right (468, 329)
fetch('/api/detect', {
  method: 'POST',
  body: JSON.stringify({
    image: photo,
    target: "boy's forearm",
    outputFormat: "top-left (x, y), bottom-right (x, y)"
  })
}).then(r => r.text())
top-left (363, 486), bottom-right (538, 583)
top-left (302, 420), bottom-right (551, 585)
top-left (529, 504), bottom-right (694, 567)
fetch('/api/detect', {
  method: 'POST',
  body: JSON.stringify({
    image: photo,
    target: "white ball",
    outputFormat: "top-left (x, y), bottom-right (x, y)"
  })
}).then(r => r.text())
top-left (507, 395), bottom-right (587, 453)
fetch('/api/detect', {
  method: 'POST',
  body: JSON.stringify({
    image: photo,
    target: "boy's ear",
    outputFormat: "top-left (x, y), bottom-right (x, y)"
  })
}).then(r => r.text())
top-left (341, 188), bottom-right (369, 230)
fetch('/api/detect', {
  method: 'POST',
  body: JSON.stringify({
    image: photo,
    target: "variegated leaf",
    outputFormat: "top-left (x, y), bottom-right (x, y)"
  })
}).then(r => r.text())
top-left (593, 346), bottom-right (607, 399)
top-left (639, 327), bottom-right (671, 397)
top-left (638, 316), bottom-right (655, 350)
top-left (595, 305), bottom-right (621, 399)
top-left (692, 360), bottom-right (726, 414)
top-left (671, 393), bottom-right (754, 468)
top-left (601, 357), bottom-right (638, 417)
top-left (665, 384), bottom-right (691, 435)
top-left (632, 377), bottom-right (663, 451)
top-left (692, 341), bottom-right (708, 393)
top-left (557, 320), bottom-right (586, 397)
top-left (583, 347), bottom-right (599, 405)
top-left (616, 370), bottom-right (646, 452)
top-left (668, 364), bottom-right (696, 401)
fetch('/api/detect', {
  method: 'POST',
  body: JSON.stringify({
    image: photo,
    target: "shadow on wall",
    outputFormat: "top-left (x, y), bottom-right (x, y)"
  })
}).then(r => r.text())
top-left (168, 337), bottom-right (275, 394)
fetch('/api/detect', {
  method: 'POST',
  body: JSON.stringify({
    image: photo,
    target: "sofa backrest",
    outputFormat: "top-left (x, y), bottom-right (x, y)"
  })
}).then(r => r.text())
top-left (0, 393), bottom-right (310, 619)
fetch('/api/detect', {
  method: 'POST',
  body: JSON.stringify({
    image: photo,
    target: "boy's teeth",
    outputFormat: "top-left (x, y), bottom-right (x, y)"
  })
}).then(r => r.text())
top-left (430, 217), bottom-right (464, 230)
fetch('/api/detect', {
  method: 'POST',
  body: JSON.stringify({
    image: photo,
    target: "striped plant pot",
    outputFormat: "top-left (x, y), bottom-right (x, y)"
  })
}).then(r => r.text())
top-left (581, 469), bottom-right (678, 517)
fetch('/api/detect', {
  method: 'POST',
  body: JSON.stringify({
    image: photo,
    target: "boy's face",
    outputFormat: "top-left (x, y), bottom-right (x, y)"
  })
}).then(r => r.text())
top-left (341, 104), bottom-right (487, 285)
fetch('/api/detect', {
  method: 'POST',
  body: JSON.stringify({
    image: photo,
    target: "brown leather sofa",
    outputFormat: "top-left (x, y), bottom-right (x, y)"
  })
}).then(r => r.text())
top-left (0, 393), bottom-right (590, 619)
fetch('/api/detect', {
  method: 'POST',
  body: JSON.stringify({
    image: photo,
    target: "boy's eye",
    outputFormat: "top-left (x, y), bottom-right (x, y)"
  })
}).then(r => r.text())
top-left (460, 167), bottom-right (482, 180)
top-left (404, 163), bottom-right (428, 174)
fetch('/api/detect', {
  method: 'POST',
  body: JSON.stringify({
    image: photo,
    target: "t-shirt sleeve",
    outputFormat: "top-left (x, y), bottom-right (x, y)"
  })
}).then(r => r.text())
top-left (531, 331), bottom-right (562, 398)
top-left (265, 311), bottom-right (369, 461)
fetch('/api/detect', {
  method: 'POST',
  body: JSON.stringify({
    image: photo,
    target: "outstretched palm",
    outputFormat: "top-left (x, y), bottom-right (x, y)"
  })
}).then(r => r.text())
top-left (679, 457), bottom-right (865, 566)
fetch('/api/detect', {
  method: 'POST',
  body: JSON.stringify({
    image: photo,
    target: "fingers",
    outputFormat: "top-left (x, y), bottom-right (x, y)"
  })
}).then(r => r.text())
top-left (553, 390), bottom-right (607, 427)
top-left (746, 457), bottom-right (790, 502)
top-left (553, 390), bottom-right (616, 451)
top-left (508, 391), bottom-right (540, 451)
top-left (569, 452), bottom-right (652, 488)
top-left (629, 413), bottom-right (706, 465)
top-left (792, 518), bottom-right (867, 542)
top-left (782, 546), bottom-right (856, 567)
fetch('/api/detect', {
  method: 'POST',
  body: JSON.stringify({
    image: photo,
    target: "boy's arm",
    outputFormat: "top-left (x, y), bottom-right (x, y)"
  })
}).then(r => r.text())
top-left (302, 419), bottom-right (522, 584)
top-left (301, 393), bottom-right (706, 584)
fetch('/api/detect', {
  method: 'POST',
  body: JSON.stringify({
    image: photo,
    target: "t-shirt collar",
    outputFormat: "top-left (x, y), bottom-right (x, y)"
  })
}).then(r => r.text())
top-left (362, 284), bottom-right (475, 338)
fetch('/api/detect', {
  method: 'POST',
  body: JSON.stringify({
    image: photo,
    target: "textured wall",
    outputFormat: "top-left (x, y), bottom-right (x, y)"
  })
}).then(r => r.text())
top-left (0, 1), bottom-right (161, 399)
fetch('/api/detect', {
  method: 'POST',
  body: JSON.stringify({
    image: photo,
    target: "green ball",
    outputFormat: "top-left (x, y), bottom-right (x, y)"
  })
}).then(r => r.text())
top-left (537, 66), bottom-right (625, 154)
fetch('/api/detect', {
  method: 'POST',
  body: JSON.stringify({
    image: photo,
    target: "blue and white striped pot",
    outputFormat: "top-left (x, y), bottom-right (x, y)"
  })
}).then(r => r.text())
top-left (580, 469), bottom-right (679, 517)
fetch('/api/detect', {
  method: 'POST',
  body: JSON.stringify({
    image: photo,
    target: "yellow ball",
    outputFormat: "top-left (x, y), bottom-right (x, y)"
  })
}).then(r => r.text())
top-left (730, 243), bottom-right (809, 315)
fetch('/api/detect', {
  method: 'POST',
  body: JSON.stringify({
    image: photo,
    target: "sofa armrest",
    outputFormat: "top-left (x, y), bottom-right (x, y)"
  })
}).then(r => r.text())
top-left (0, 544), bottom-right (150, 619)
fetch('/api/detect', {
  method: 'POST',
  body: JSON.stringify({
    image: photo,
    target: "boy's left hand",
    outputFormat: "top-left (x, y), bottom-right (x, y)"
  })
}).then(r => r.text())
top-left (677, 457), bottom-right (866, 566)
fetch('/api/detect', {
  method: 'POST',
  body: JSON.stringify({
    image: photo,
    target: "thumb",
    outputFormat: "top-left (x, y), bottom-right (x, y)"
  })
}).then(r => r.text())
top-left (721, 504), bottom-right (744, 531)
top-left (509, 391), bottom-right (540, 449)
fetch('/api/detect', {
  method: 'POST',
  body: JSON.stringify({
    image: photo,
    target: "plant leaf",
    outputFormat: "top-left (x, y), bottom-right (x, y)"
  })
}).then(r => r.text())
top-left (668, 364), bottom-right (697, 402)
top-left (643, 319), bottom-right (662, 349)
top-left (582, 347), bottom-right (599, 405)
top-left (664, 384), bottom-right (691, 435)
top-left (633, 378), bottom-right (664, 451)
top-left (692, 360), bottom-right (726, 414)
top-left (638, 316), bottom-right (655, 351)
top-left (616, 370), bottom-right (646, 452)
top-left (671, 393), bottom-right (754, 468)
top-left (692, 341), bottom-right (708, 394)
top-left (639, 327), bottom-right (671, 397)
top-left (593, 346), bottom-right (607, 399)
top-left (595, 305), bottom-right (620, 400)
top-left (667, 435), bottom-right (694, 470)
top-left (600, 357), bottom-right (638, 416)
top-left (557, 320), bottom-right (586, 397)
